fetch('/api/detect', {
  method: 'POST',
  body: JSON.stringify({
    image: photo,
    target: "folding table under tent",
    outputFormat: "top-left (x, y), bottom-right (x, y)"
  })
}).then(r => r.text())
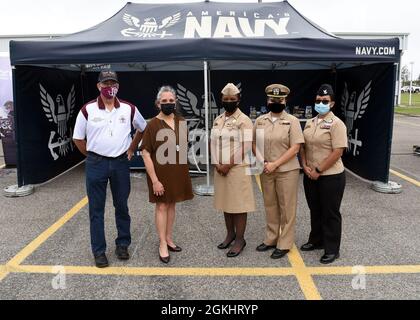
top-left (9, 1), bottom-right (400, 190)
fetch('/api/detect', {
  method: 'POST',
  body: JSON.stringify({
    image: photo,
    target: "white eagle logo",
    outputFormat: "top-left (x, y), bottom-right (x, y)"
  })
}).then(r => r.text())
top-left (341, 81), bottom-right (372, 156)
top-left (40, 84), bottom-right (75, 160)
top-left (121, 12), bottom-right (181, 38)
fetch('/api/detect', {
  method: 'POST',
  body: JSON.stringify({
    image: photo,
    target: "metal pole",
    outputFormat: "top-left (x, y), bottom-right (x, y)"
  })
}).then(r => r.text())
top-left (204, 60), bottom-right (210, 186)
top-left (193, 60), bottom-right (214, 196)
top-left (409, 62), bottom-right (414, 106)
top-left (396, 62), bottom-right (401, 106)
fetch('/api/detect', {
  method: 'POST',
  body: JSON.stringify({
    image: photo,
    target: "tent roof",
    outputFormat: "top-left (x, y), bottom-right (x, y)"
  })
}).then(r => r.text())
top-left (10, 1), bottom-right (400, 66)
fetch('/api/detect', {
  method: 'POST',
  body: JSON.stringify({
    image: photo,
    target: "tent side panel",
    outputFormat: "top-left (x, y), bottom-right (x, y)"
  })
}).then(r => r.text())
top-left (14, 66), bottom-right (84, 185)
top-left (337, 63), bottom-right (395, 182)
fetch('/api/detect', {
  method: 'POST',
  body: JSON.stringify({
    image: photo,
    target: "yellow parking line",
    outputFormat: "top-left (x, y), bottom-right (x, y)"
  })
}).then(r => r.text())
top-left (287, 246), bottom-right (322, 300)
top-left (13, 265), bottom-right (296, 277)
top-left (8, 263), bottom-right (420, 277)
top-left (362, 265), bottom-right (420, 274)
top-left (308, 266), bottom-right (357, 275)
top-left (309, 265), bottom-right (420, 275)
top-left (6, 197), bottom-right (88, 268)
top-left (0, 265), bottom-right (8, 282)
top-left (390, 169), bottom-right (420, 187)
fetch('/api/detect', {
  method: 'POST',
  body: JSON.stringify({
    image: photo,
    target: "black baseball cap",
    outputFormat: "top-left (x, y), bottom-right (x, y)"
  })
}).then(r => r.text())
top-left (98, 70), bottom-right (118, 83)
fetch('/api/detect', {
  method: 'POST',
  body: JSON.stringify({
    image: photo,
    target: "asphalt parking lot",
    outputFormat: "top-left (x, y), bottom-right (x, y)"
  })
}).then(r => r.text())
top-left (0, 143), bottom-right (4, 167)
top-left (0, 113), bottom-right (419, 300)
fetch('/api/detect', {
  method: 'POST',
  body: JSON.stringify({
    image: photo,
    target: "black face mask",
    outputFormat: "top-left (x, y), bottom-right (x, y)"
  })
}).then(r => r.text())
top-left (267, 103), bottom-right (286, 113)
top-left (160, 103), bottom-right (176, 115)
top-left (222, 101), bottom-right (239, 113)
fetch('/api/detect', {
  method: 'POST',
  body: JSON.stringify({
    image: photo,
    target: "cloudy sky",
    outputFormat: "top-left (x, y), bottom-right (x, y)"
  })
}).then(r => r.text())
top-left (0, 0), bottom-right (418, 78)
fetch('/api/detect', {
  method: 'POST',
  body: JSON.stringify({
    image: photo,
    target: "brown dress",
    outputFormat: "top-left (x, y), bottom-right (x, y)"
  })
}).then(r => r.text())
top-left (140, 115), bottom-right (194, 203)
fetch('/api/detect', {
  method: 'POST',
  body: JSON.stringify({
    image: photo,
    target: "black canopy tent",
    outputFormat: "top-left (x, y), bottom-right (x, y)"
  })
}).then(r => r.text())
top-left (9, 1), bottom-right (400, 187)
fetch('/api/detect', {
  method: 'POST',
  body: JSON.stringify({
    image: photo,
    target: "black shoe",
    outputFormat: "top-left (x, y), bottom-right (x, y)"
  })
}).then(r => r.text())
top-left (159, 247), bottom-right (170, 264)
top-left (159, 254), bottom-right (170, 264)
top-left (167, 244), bottom-right (182, 252)
top-left (217, 236), bottom-right (235, 249)
top-left (227, 241), bottom-right (246, 258)
top-left (94, 254), bottom-right (109, 268)
top-left (256, 243), bottom-right (276, 252)
top-left (300, 243), bottom-right (324, 251)
top-left (320, 253), bottom-right (340, 264)
top-left (270, 249), bottom-right (290, 259)
top-left (115, 246), bottom-right (129, 260)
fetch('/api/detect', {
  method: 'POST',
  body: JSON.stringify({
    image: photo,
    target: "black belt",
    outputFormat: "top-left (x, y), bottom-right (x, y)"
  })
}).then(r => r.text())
top-left (87, 151), bottom-right (127, 160)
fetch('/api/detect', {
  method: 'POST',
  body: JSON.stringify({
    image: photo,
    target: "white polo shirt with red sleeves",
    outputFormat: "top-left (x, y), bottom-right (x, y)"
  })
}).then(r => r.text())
top-left (73, 96), bottom-right (147, 157)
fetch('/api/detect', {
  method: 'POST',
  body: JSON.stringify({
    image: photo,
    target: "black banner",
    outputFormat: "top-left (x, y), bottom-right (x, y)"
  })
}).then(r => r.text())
top-left (337, 63), bottom-right (395, 182)
top-left (85, 69), bottom-right (332, 126)
top-left (14, 64), bottom-right (394, 185)
top-left (84, 69), bottom-right (331, 169)
top-left (14, 66), bottom-right (84, 185)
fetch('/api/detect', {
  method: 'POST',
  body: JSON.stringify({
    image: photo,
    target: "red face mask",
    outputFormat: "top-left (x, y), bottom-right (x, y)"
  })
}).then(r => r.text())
top-left (100, 86), bottom-right (118, 99)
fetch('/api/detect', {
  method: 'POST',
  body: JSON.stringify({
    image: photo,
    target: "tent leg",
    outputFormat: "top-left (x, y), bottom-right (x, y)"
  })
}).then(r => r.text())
top-left (194, 60), bottom-right (214, 196)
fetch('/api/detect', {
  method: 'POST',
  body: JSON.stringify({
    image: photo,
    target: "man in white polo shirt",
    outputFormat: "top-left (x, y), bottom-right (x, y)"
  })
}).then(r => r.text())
top-left (73, 70), bottom-right (147, 268)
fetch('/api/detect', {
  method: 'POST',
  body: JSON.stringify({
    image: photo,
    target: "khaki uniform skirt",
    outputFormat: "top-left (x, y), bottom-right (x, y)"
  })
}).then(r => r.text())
top-left (214, 164), bottom-right (256, 214)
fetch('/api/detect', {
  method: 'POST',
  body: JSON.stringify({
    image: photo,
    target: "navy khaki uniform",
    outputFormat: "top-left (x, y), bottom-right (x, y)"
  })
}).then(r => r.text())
top-left (302, 111), bottom-right (347, 254)
top-left (254, 84), bottom-right (304, 250)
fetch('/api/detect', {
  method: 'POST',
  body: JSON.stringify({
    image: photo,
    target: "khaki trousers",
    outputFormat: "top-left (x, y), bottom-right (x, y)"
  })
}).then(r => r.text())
top-left (260, 169), bottom-right (300, 250)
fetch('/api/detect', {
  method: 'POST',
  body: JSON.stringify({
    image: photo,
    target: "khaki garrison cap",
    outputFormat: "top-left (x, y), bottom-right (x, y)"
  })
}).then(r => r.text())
top-left (221, 83), bottom-right (240, 95)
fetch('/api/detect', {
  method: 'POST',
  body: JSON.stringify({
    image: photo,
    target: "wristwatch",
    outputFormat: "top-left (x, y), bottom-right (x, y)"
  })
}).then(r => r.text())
top-left (315, 167), bottom-right (322, 174)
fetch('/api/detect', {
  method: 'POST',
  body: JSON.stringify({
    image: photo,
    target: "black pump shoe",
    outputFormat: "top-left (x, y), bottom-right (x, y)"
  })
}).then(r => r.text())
top-left (227, 241), bottom-right (246, 258)
top-left (167, 244), bottom-right (182, 252)
top-left (159, 254), bottom-right (170, 264)
top-left (159, 247), bottom-right (170, 264)
top-left (217, 236), bottom-right (235, 249)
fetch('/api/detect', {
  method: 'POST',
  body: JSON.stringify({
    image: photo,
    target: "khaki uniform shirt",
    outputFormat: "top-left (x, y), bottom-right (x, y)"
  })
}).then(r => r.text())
top-left (303, 112), bottom-right (348, 176)
top-left (211, 108), bottom-right (253, 167)
top-left (253, 111), bottom-right (304, 173)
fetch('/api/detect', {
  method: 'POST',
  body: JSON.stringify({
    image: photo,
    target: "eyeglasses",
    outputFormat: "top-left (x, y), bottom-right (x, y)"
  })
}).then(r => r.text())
top-left (315, 99), bottom-right (331, 105)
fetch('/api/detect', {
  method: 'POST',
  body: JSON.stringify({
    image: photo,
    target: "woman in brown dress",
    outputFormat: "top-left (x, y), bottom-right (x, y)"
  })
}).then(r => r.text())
top-left (140, 85), bottom-right (194, 264)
